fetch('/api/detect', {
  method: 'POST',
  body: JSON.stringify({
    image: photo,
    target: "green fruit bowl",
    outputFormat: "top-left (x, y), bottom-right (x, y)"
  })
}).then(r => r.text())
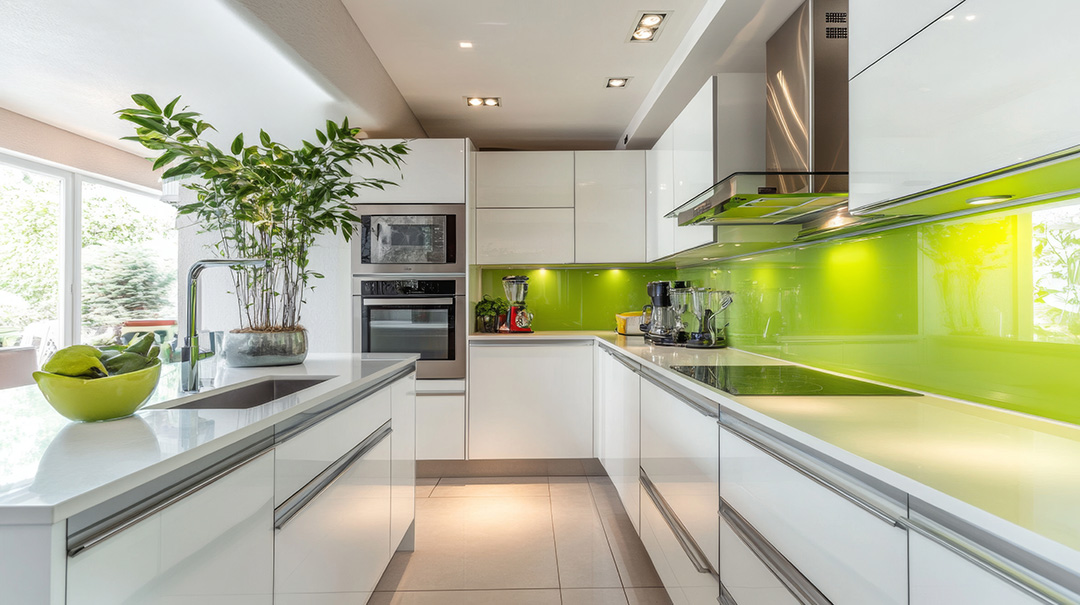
top-left (33, 360), bottom-right (162, 422)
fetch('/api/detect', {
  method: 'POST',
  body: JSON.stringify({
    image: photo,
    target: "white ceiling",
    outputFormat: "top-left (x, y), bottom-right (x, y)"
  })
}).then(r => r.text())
top-left (342, 0), bottom-right (710, 150)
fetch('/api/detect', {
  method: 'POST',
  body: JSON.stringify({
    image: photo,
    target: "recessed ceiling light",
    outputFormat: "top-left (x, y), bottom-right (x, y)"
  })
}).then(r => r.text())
top-left (966, 195), bottom-right (1013, 206)
top-left (606, 77), bottom-right (630, 88)
top-left (639, 14), bottom-right (664, 27)
top-left (459, 41), bottom-right (473, 48)
top-left (632, 27), bottom-right (654, 40)
top-left (628, 11), bottom-right (669, 42)
top-left (465, 96), bottom-right (501, 107)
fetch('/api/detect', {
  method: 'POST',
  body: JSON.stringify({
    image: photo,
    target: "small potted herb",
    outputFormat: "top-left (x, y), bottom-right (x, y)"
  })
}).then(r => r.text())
top-left (475, 296), bottom-right (509, 333)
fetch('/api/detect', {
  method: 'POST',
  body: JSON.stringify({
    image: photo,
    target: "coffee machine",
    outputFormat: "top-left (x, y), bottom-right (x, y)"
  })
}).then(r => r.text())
top-left (502, 275), bottom-right (534, 333)
top-left (641, 281), bottom-right (691, 345)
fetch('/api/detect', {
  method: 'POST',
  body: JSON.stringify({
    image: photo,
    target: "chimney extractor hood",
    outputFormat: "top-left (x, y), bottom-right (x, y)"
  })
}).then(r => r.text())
top-left (668, 171), bottom-right (849, 226)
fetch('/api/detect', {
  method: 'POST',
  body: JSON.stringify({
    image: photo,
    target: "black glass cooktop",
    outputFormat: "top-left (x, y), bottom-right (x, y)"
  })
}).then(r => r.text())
top-left (669, 365), bottom-right (919, 397)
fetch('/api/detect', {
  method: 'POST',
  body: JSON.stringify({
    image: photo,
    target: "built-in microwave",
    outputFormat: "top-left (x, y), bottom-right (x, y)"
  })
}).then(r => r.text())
top-left (352, 203), bottom-right (465, 274)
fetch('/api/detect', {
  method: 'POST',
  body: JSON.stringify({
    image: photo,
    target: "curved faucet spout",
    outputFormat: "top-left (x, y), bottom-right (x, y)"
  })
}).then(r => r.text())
top-left (182, 258), bottom-right (269, 392)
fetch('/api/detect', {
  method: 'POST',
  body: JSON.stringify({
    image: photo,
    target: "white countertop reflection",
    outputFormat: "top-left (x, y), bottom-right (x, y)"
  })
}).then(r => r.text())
top-left (470, 331), bottom-right (1080, 569)
top-left (0, 354), bottom-right (416, 525)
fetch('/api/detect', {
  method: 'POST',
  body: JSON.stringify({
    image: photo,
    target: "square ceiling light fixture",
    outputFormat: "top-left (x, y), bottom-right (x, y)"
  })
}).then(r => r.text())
top-left (466, 97), bottom-right (501, 107)
top-left (628, 12), bottom-right (669, 42)
top-left (606, 77), bottom-right (632, 88)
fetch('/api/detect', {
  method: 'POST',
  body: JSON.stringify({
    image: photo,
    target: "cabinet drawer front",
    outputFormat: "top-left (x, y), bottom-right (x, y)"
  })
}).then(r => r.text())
top-left (598, 350), bottom-right (641, 531)
top-left (416, 394), bottom-right (465, 460)
top-left (909, 532), bottom-right (1044, 605)
top-left (275, 386), bottom-right (392, 506)
top-left (720, 426), bottom-right (907, 604)
top-left (275, 438), bottom-right (392, 600)
top-left (640, 379), bottom-right (719, 569)
top-left (719, 514), bottom-right (801, 605)
top-left (639, 483), bottom-right (720, 605)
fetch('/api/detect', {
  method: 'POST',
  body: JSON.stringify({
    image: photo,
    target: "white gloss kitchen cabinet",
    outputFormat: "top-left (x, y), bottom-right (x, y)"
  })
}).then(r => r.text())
top-left (597, 347), bottom-right (641, 530)
top-left (360, 138), bottom-right (469, 204)
top-left (574, 150), bottom-right (646, 263)
top-left (475, 151), bottom-right (575, 208)
top-left (848, 0), bottom-right (1080, 213)
top-left (848, 0), bottom-right (959, 77)
top-left (474, 207), bottom-right (575, 265)
top-left (719, 419), bottom-right (908, 605)
top-left (909, 530), bottom-right (1045, 605)
top-left (67, 453), bottom-right (275, 605)
top-left (468, 341), bottom-right (594, 459)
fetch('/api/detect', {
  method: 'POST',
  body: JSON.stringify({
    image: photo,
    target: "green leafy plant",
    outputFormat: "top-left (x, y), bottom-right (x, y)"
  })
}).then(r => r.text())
top-left (117, 93), bottom-right (409, 332)
top-left (475, 295), bottom-right (509, 317)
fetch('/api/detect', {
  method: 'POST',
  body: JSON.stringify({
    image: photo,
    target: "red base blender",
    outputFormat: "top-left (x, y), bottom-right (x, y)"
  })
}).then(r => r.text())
top-left (502, 276), bottom-right (534, 333)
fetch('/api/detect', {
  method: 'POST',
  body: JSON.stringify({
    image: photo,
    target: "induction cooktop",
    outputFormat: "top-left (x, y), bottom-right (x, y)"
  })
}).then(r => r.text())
top-left (669, 365), bottom-right (919, 397)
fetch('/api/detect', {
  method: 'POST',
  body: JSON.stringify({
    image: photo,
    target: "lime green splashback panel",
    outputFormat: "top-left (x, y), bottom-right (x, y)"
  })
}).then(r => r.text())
top-left (679, 199), bottom-right (1080, 425)
top-left (480, 268), bottom-right (677, 331)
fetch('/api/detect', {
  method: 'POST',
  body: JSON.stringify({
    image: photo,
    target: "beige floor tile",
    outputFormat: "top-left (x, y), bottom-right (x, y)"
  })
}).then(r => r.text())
top-left (430, 476), bottom-right (550, 498)
top-left (369, 589), bottom-right (562, 605)
top-left (550, 483), bottom-right (623, 588)
top-left (416, 477), bottom-right (439, 498)
top-left (375, 495), bottom-right (559, 591)
top-left (548, 475), bottom-right (594, 499)
top-left (561, 588), bottom-right (630, 605)
top-left (624, 587), bottom-right (675, 605)
top-left (589, 478), bottom-right (664, 588)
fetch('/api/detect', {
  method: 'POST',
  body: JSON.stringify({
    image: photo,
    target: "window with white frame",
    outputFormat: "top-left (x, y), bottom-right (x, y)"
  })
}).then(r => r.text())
top-left (0, 152), bottom-right (174, 366)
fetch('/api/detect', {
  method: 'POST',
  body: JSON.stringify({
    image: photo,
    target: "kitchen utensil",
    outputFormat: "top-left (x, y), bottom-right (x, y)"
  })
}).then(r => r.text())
top-left (615, 311), bottom-right (644, 335)
top-left (502, 275), bottom-right (534, 333)
top-left (642, 281), bottom-right (678, 345)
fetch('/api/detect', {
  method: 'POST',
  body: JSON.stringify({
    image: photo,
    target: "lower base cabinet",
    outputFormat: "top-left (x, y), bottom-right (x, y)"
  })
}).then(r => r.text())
top-left (718, 514), bottom-right (800, 605)
top-left (416, 393), bottom-right (465, 460)
top-left (67, 452), bottom-right (275, 605)
top-left (909, 531), bottom-right (1045, 605)
top-left (391, 374), bottom-right (417, 551)
top-left (639, 483), bottom-right (720, 605)
top-left (274, 433), bottom-right (393, 604)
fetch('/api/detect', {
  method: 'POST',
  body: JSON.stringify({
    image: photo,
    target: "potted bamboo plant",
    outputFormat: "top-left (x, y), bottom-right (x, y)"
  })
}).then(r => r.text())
top-left (118, 94), bottom-right (409, 366)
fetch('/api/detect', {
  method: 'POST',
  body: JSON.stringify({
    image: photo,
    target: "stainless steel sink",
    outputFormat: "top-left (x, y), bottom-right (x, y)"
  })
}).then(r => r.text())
top-left (169, 378), bottom-right (330, 410)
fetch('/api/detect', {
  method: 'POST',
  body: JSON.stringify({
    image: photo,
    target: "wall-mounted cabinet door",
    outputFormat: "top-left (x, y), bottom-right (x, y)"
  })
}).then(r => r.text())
top-left (849, 0), bottom-right (1080, 212)
top-left (574, 151), bottom-right (646, 263)
top-left (474, 208), bottom-right (575, 264)
top-left (848, 0), bottom-right (960, 78)
top-left (359, 138), bottom-right (466, 204)
top-left (671, 79), bottom-right (716, 254)
top-left (67, 453), bottom-right (275, 605)
top-left (476, 151), bottom-right (575, 208)
top-left (646, 128), bottom-right (676, 262)
top-left (468, 342), bottom-right (594, 459)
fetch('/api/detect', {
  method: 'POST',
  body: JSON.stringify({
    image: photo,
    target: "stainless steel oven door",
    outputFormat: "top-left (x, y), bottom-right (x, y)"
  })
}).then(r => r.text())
top-left (352, 203), bottom-right (466, 274)
top-left (353, 293), bottom-right (466, 380)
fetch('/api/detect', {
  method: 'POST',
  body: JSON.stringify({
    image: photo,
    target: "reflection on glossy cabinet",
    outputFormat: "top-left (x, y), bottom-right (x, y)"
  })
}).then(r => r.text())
top-left (474, 208), bottom-right (575, 265)
top-left (597, 349), bottom-right (641, 530)
top-left (476, 151), bottom-right (575, 208)
top-left (909, 532), bottom-right (1043, 605)
top-left (848, 0), bottom-right (959, 77)
top-left (646, 128), bottom-right (677, 262)
top-left (468, 343), bottom-right (593, 459)
top-left (390, 373), bottom-right (416, 551)
top-left (67, 452), bottom-right (275, 605)
top-left (849, 0), bottom-right (1080, 212)
top-left (274, 437), bottom-right (392, 604)
top-left (574, 151), bottom-right (646, 263)
top-left (720, 426), bottom-right (907, 604)
top-left (360, 139), bottom-right (467, 204)
top-left (639, 484), bottom-right (720, 605)
top-left (640, 379), bottom-right (718, 569)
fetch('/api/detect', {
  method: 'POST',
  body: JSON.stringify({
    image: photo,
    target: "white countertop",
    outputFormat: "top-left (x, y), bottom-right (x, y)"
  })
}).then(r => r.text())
top-left (0, 353), bottom-right (417, 526)
top-left (470, 331), bottom-right (1080, 570)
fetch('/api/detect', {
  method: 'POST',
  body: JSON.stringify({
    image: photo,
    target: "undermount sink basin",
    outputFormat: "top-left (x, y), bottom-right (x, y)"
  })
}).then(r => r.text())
top-left (169, 377), bottom-right (329, 410)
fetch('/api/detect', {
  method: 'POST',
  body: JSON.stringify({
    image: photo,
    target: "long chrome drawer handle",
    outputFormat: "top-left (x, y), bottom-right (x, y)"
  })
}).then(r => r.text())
top-left (639, 468), bottom-right (719, 580)
top-left (274, 421), bottom-right (392, 531)
top-left (639, 366), bottom-right (719, 419)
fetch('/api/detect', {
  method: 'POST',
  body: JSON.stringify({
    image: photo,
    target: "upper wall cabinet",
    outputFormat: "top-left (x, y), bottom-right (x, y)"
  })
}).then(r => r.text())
top-left (357, 139), bottom-right (467, 204)
top-left (474, 208), bottom-right (575, 264)
top-left (575, 151), bottom-right (646, 263)
top-left (849, 0), bottom-right (1080, 213)
top-left (848, 0), bottom-right (960, 77)
top-left (476, 151), bottom-right (575, 208)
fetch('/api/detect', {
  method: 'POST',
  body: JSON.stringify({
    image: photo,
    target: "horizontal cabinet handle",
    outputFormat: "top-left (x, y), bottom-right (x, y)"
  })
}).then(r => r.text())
top-left (274, 421), bottom-right (392, 531)
top-left (720, 499), bottom-right (832, 605)
top-left (469, 339), bottom-right (594, 347)
top-left (639, 367), bottom-right (719, 419)
top-left (640, 468), bottom-right (718, 580)
top-left (68, 448), bottom-right (271, 558)
top-left (603, 347), bottom-right (641, 374)
top-left (722, 420), bottom-right (902, 528)
top-left (363, 297), bottom-right (455, 306)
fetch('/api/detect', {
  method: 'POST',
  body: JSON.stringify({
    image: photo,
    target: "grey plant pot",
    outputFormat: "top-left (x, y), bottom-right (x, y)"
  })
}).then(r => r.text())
top-left (223, 329), bottom-right (308, 367)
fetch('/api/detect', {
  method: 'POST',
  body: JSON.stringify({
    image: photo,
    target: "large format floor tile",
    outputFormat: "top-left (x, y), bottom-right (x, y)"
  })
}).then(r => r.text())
top-left (369, 589), bottom-right (562, 605)
top-left (550, 478), bottom-right (624, 589)
top-left (589, 477), bottom-right (665, 589)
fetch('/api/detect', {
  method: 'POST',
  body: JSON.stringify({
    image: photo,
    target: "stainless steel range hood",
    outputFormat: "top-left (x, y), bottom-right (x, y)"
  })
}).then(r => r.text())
top-left (671, 0), bottom-right (908, 240)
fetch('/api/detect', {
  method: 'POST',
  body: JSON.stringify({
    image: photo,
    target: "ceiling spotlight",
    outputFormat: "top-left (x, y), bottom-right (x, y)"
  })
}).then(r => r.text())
top-left (639, 14), bottom-right (663, 27)
top-left (467, 97), bottom-right (483, 106)
top-left (484, 98), bottom-right (499, 106)
top-left (632, 27), bottom-right (654, 40)
top-left (466, 96), bottom-right (501, 107)
top-left (606, 77), bottom-right (630, 88)
top-left (459, 41), bottom-right (473, 48)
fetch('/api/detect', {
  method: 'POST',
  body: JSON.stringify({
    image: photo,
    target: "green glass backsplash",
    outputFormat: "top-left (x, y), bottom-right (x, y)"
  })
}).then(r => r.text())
top-left (679, 199), bottom-right (1080, 425)
top-left (479, 268), bottom-right (676, 331)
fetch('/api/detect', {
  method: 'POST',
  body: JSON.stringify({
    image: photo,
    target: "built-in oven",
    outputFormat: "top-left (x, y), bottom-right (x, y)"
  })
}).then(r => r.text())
top-left (352, 276), bottom-right (465, 379)
top-left (352, 203), bottom-right (465, 274)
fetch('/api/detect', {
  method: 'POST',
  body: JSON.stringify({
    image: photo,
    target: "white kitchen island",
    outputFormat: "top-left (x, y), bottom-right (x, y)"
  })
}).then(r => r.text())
top-left (0, 353), bottom-right (417, 605)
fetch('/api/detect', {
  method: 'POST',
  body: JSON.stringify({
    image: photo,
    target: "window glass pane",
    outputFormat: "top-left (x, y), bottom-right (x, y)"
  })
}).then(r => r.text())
top-left (80, 182), bottom-right (177, 348)
top-left (0, 163), bottom-right (62, 367)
